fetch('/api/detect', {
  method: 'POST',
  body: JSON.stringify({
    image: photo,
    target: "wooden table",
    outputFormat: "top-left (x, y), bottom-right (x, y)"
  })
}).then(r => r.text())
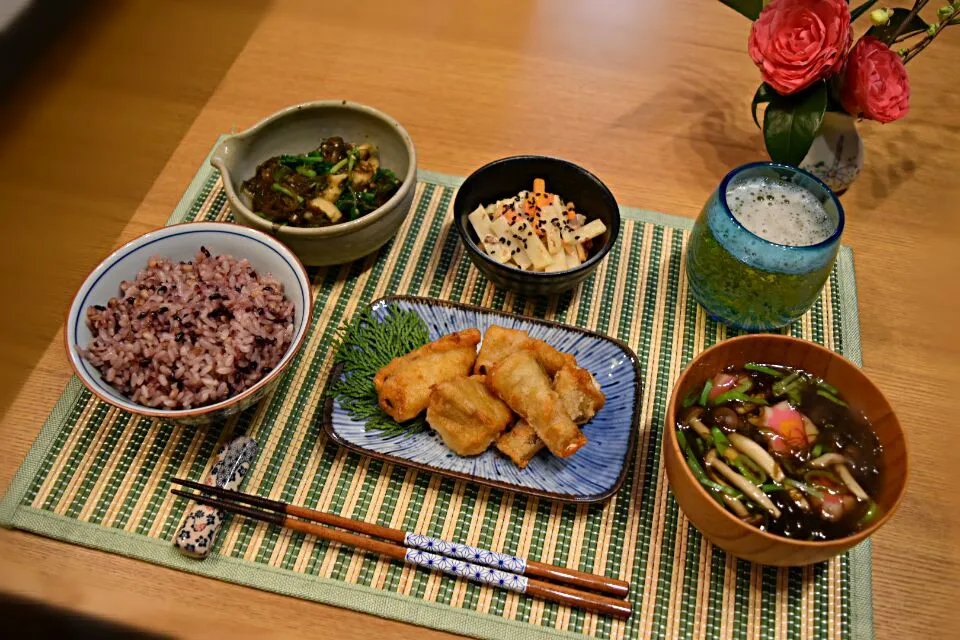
top-left (1, 1), bottom-right (957, 637)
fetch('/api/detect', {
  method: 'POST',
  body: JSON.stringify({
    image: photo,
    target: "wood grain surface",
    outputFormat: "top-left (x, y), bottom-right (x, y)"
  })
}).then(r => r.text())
top-left (0, 1), bottom-right (957, 637)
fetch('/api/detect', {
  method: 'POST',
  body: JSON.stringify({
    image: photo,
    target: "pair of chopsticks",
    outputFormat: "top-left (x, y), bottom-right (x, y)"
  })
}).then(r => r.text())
top-left (170, 479), bottom-right (631, 618)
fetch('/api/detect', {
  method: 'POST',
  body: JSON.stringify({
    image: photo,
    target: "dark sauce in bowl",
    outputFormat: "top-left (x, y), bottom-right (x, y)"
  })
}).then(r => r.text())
top-left (676, 364), bottom-right (884, 542)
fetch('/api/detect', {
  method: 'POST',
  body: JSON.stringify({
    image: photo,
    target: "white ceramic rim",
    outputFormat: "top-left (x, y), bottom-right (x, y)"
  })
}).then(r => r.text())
top-left (65, 221), bottom-right (313, 419)
top-left (211, 100), bottom-right (418, 239)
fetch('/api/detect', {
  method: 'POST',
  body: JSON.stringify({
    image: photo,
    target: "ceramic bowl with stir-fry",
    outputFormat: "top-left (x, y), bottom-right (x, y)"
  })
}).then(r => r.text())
top-left (663, 334), bottom-right (907, 566)
top-left (212, 100), bottom-right (417, 266)
top-left (453, 156), bottom-right (620, 296)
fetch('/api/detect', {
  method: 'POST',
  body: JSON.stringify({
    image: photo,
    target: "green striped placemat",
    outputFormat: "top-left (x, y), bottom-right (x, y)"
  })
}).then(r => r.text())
top-left (0, 141), bottom-right (871, 640)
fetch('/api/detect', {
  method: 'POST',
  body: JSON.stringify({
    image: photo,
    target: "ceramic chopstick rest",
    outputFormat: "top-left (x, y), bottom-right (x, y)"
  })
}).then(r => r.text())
top-left (175, 436), bottom-right (258, 558)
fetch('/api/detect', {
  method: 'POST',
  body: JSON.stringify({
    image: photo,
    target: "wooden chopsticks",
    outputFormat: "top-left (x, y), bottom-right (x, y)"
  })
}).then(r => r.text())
top-left (170, 479), bottom-right (631, 618)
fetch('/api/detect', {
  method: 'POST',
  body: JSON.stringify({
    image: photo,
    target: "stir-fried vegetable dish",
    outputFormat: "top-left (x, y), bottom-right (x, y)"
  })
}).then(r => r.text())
top-left (242, 136), bottom-right (402, 227)
top-left (676, 363), bottom-right (883, 541)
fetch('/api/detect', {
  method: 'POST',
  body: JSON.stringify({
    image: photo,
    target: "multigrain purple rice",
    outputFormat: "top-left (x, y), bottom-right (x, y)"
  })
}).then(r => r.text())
top-left (82, 248), bottom-right (295, 409)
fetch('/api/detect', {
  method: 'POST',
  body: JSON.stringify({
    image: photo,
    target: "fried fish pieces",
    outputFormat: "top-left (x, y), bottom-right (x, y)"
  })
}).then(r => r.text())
top-left (374, 328), bottom-right (481, 422)
top-left (426, 375), bottom-right (513, 455)
top-left (487, 349), bottom-right (586, 458)
top-left (495, 362), bottom-right (606, 467)
top-left (494, 420), bottom-right (543, 469)
top-left (553, 363), bottom-right (606, 424)
top-left (475, 325), bottom-right (575, 376)
top-left (474, 325), bottom-right (530, 375)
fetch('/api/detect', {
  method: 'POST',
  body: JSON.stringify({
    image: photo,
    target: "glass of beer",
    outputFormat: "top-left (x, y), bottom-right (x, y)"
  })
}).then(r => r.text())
top-left (685, 162), bottom-right (845, 331)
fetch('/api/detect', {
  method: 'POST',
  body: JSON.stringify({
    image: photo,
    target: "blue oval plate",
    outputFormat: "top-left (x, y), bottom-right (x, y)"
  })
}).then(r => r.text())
top-left (321, 296), bottom-right (642, 503)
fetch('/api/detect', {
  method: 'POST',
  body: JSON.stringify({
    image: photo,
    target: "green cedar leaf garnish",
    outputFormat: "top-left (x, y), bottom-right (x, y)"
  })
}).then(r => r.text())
top-left (328, 304), bottom-right (431, 437)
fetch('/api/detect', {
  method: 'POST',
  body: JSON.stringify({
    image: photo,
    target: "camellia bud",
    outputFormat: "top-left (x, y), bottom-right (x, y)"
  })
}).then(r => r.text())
top-left (869, 8), bottom-right (892, 25)
top-left (938, 5), bottom-right (955, 20)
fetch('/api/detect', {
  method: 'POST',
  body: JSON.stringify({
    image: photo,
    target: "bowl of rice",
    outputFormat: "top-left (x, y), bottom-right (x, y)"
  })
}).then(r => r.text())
top-left (66, 221), bottom-right (312, 424)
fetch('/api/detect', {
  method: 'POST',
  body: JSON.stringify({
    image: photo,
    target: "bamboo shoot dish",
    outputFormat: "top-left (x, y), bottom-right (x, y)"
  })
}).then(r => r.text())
top-left (468, 178), bottom-right (607, 272)
top-left (241, 136), bottom-right (402, 227)
top-left (675, 363), bottom-right (883, 541)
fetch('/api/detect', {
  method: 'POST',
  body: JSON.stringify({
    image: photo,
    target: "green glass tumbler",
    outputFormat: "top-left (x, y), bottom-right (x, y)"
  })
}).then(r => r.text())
top-left (685, 162), bottom-right (844, 331)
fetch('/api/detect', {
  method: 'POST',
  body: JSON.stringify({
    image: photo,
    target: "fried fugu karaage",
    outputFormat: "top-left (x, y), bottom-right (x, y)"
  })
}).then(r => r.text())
top-left (494, 420), bottom-right (543, 469)
top-left (474, 325), bottom-right (529, 375)
top-left (487, 349), bottom-right (586, 457)
top-left (474, 325), bottom-right (575, 376)
top-left (374, 328), bottom-right (480, 422)
top-left (553, 363), bottom-right (606, 425)
top-left (426, 375), bottom-right (513, 455)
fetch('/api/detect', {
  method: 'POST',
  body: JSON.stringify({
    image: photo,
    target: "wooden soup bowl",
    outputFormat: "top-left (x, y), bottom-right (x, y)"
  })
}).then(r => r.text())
top-left (663, 334), bottom-right (908, 566)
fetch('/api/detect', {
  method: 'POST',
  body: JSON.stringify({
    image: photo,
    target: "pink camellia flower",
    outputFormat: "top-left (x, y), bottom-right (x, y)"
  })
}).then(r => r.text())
top-left (840, 36), bottom-right (910, 123)
top-left (748, 0), bottom-right (852, 95)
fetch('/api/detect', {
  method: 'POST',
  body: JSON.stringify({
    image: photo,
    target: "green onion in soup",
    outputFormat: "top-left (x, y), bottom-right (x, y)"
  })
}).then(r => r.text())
top-left (676, 363), bottom-right (883, 541)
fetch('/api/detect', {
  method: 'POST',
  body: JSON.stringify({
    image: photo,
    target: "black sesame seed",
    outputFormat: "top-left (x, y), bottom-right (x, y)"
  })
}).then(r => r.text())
top-left (139, 358), bottom-right (151, 367)
top-left (157, 286), bottom-right (167, 294)
top-left (94, 304), bottom-right (106, 311)
top-left (175, 332), bottom-right (184, 342)
top-left (208, 293), bottom-right (222, 300)
top-left (137, 311), bottom-right (148, 319)
top-left (200, 246), bottom-right (211, 257)
top-left (125, 297), bottom-right (135, 304)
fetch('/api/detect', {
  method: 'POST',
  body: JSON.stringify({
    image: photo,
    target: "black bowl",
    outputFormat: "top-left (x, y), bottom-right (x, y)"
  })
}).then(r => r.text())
top-left (453, 155), bottom-right (621, 297)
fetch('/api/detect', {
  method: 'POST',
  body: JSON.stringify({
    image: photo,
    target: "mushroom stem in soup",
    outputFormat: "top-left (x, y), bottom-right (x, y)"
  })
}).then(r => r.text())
top-left (675, 363), bottom-right (883, 541)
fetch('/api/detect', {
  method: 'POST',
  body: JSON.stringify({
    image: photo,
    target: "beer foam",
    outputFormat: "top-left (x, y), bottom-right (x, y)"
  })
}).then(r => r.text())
top-left (726, 176), bottom-right (835, 247)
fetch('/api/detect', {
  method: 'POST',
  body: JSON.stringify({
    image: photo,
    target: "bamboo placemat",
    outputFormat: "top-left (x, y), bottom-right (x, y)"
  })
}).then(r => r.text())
top-left (0, 142), bottom-right (871, 640)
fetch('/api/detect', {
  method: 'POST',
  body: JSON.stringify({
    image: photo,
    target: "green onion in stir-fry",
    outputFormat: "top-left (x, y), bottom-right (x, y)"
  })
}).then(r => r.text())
top-left (271, 183), bottom-right (303, 203)
top-left (242, 136), bottom-right (402, 228)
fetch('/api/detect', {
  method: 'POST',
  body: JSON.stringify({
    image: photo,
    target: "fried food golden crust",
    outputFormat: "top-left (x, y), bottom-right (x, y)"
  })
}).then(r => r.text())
top-left (475, 325), bottom-right (576, 377)
top-left (374, 328), bottom-right (481, 422)
top-left (495, 420), bottom-right (545, 468)
top-left (487, 350), bottom-right (586, 457)
top-left (426, 375), bottom-right (513, 456)
top-left (553, 363), bottom-right (607, 425)
top-left (524, 339), bottom-right (577, 377)
top-left (474, 325), bottom-right (530, 375)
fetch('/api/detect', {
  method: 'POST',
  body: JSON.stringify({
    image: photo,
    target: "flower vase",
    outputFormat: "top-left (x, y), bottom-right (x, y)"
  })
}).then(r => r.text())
top-left (799, 112), bottom-right (864, 195)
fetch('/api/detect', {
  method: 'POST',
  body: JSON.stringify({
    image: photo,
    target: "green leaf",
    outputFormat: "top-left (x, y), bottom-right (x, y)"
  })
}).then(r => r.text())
top-left (751, 83), bottom-right (774, 128)
top-left (867, 8), bottom-right (929, 44)
top-left (762, 81), bottom-right (828, 166)
top-left (718, 0), bottom-right (764, 20)
top-left (850, 0), bottom-right (879, 21)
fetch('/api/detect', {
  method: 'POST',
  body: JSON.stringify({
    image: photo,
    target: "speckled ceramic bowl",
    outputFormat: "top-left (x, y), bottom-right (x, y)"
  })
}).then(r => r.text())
top-left (212, 100), bottom-right (417, 266)
top-left (65, 222), bottom-right (312, 425)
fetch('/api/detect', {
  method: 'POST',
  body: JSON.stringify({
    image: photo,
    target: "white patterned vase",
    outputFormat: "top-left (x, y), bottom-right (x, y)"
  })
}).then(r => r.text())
top-left (799, 112), bottom-right (864, 195)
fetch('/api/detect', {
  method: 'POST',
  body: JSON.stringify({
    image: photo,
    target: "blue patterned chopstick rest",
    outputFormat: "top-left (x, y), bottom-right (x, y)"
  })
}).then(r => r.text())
top-left (404, 548), bottom-right (529, 593)
top-left (175, 436), bottom-right (258, 558)
top-left (403, 532), bottom-right (527, 574)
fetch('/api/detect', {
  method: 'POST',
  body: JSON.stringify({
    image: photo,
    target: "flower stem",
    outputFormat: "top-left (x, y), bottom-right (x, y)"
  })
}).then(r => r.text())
top-left (903, 20), bottom-right (955, 63)
top-left (888, 0), bottom-right (929, 44)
